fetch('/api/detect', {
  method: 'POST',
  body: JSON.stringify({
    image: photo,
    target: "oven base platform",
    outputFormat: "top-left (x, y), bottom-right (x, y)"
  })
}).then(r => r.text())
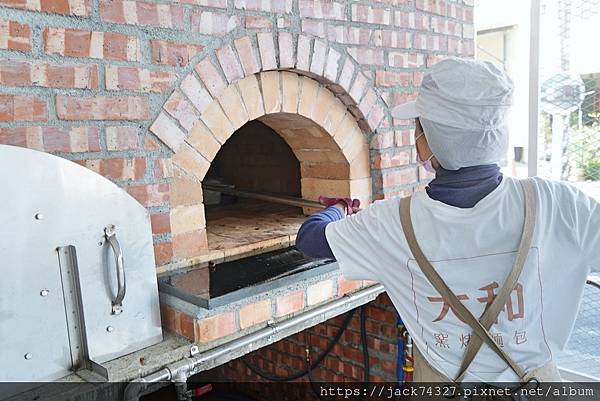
top-left (158, 247), bottom-right (335, 309)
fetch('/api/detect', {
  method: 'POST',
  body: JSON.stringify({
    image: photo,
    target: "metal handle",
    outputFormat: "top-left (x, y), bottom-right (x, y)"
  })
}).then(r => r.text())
top-left (202, 183), bottom-right (325, 209)
top-left (104, 224), bottom-right (126, 315)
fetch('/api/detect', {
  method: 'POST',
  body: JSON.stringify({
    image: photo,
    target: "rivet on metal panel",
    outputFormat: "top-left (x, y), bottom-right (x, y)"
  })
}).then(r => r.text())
top-left (106, 326), bottom-right (115, 333)
top-left (190, 345), bottom-right (199, 356)
top-left (40, 289), bottom-right (49, 297)
top-left (34, 213), bottom-right (44, 220)
top-left (24, 353), bottom-right (33, 360)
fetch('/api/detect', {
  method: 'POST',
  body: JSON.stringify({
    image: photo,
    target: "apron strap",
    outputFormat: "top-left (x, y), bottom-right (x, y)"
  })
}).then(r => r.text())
top-left (399, 178), bottom-right (537, 382)
top-left (454, 179), bottom-right (537, 381)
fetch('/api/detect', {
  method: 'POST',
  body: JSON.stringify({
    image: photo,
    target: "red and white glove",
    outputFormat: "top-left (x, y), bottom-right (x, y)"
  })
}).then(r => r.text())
top-left (318, 196), bottom-right (361, 216)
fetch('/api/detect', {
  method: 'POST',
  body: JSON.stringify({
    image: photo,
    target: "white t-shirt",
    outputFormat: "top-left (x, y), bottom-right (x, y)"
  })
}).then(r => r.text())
top-left (325, 176), bottom-right (600, 382)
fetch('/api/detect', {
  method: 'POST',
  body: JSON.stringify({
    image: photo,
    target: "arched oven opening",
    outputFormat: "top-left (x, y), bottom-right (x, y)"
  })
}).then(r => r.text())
top-left (203, 119), bottom-right (304, 257)
top-left (160, 118), bottom-right (338, 308)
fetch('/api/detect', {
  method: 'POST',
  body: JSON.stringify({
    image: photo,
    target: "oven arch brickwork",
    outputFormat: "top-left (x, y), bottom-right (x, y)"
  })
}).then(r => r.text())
top-left (152, 68), bottom-right (373, 264)
top-left (145, 31), bottom-right (416, 267)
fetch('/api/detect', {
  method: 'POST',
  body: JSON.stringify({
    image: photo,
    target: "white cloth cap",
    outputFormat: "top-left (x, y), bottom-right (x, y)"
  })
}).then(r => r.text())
top-left (391, 57), bottom-right (514, 170)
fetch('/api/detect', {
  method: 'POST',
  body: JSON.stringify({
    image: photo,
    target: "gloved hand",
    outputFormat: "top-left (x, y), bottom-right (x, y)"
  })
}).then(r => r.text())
top-left (318, 196), bottom-right (360, 215)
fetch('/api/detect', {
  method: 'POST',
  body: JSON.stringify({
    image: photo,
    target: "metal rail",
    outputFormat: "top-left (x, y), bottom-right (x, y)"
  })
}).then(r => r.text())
top-left (123, 283), bottom-right (385, 401)
top-left (528, 0), bottom-right (541, 177)
top-left (203, 184), bottom-right (324, 210)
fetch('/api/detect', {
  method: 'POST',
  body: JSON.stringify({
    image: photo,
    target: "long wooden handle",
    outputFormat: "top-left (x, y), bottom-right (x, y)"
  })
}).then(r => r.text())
top-left (203, 183), bottom-right (325, 209)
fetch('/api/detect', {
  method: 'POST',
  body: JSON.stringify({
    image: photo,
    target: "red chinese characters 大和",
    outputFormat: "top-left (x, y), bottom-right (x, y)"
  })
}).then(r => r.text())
top-left (427, 281), bottom-right (525, 323)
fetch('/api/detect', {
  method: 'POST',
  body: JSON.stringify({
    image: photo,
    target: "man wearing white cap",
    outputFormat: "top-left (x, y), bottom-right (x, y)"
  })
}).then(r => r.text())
top-left (296, 57), bottom-right (600, 384)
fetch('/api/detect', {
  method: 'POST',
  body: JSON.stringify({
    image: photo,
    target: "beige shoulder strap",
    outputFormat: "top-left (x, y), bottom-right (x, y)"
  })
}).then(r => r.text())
top-left (454, 179), bottom-right (538, 381)
top-left (399, 179), bottom-right (537, 382)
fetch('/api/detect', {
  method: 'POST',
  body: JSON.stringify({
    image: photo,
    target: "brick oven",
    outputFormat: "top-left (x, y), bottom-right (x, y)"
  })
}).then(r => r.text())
top-left (155, 65), bottom-right (379, 345)
top-left (0, 0), bottom-right (474, 396)
top-left (157, 70), bottom-right (373, 310)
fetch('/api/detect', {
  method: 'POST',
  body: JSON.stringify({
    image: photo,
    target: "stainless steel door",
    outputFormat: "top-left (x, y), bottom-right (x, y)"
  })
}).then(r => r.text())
top-left (0, 145), bottom-right (163, 381)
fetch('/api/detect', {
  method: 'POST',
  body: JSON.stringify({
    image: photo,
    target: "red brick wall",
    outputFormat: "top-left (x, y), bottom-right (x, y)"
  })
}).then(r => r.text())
top-left (210, 293), bottom-right (399, 397)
